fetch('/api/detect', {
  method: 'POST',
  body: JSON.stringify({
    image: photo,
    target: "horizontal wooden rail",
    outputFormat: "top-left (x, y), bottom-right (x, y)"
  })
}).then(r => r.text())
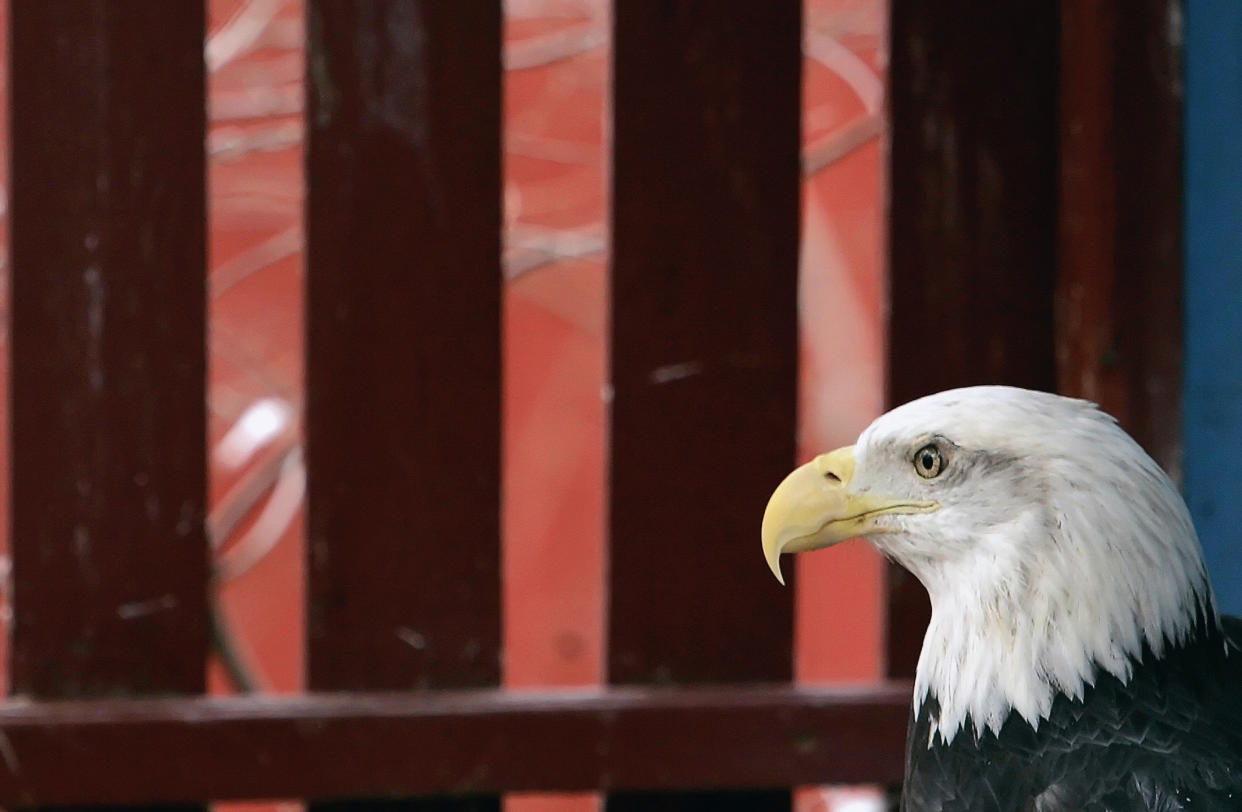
top-left (0, 684), bottom-right (909, 804)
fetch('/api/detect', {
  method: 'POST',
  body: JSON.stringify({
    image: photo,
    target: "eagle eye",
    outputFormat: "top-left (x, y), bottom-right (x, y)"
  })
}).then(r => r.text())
top-left (914, 443), bottom-right (944, 479)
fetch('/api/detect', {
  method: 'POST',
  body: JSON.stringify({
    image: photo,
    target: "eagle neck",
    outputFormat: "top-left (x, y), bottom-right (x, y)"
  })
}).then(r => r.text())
top-left (910, 488), bottom-right (1215, 746)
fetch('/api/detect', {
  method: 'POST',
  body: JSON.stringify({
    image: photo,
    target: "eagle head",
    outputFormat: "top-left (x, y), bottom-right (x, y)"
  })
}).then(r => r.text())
top-left (762, 386), bottom-right (1215, 741)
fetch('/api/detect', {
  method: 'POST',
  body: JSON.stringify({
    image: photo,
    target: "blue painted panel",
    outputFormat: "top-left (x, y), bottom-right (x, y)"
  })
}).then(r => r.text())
top-left (1184, 0), bottom-right (1242, 614)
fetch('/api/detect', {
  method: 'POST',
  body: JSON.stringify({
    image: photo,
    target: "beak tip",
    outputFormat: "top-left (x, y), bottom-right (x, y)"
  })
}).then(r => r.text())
top-left (764, 548), bottom-right (786, 585)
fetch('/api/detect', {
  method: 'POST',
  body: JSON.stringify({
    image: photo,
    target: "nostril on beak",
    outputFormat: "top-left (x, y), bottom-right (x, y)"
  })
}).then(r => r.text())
top-left (823, 471), bottom-right (841, 483)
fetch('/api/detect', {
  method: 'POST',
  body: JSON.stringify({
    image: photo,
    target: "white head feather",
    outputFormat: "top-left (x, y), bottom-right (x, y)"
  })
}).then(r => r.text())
top-left (852, 386), bottom-right (1215, 744)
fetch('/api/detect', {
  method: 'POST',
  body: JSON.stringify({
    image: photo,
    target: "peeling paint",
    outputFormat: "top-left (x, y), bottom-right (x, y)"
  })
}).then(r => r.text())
top-left (72, 525), bottom-right (92, 574)
top-left (83, 263), bottom-right (106, 392)
top-left (396, 627), bottom-right (427, 650)
top-left (175, 500), bottom-right (195, 537)
top-left (144, 494), bottom-right (161, 523)
top-left (116, 593), bottom-right (178, 620)
top-left (362, 3), bottom-right (430, 149)
top-left (306, 7), bottom-right (339, 129)
top-left (0, 729), bottom-right (20, 775)
top-left (649, 361), bottom-right (704, 385)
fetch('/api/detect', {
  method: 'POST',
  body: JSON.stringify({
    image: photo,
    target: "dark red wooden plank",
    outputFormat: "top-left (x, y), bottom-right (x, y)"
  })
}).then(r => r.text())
top-left (9, 1), bottom-right (209, 699)
top-left (305, 0), bottom-right (502, 694)
top-left (608, 3), bottom-right (801, 806)
top-left (305, 1), bottom-right (502, 807)
top-left (885, 0), bottom-right (1059, 677)
top-left (1057, 0), bottom-right (1183, 476)
top-left (608, 0), bottom-right (801, 684)
top-left (0, 685), bottom-right (911, 804)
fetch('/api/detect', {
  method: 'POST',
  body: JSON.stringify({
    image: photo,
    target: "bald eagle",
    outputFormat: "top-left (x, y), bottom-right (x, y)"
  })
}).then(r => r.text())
top-left (763, 386), bottom-right (1242, 810)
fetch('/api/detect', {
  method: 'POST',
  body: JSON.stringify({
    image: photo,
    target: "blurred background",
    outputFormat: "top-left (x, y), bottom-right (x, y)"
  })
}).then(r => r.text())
top-left (0, 0), bottom-right (1238, 809)
top-left (198, 0), bottom-right (887, 709)
top-left (0, 0), bottom-right (891, 809)
top-left (207, 2), bottom-right (886, 808)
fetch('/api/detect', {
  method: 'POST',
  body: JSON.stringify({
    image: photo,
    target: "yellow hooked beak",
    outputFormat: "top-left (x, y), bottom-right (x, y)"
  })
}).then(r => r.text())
top-left (761, 445), bottom-right (939, 584)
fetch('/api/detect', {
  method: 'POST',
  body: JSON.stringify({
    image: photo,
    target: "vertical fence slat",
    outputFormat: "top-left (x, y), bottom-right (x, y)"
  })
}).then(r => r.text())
top-left (886, 2), bottom-right (1059, 676)
top-left (305, 1), bottom-right (502, 808)
top-left (1058, 0), bottom-right (1183, 477)
top-left (608, 2), bottom-right (800, 807)
top-left (10, 5), bottom-right (207, 808)
top-left (10, 0), bottom-right (209, 701)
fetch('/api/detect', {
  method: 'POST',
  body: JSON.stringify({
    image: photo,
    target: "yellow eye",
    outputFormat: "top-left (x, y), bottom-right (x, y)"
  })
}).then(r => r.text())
top-left (914, 443), bottom-right (943, 479)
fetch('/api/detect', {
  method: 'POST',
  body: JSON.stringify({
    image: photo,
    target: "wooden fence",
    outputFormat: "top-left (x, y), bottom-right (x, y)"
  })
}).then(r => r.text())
top-left (0, 0), bottom-right (1179, 807)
